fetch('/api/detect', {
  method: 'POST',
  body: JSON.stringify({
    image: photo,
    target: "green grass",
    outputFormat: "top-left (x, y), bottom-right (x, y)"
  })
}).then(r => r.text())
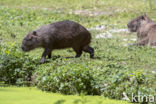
top-left (0, 0), bottom-right (156, 103)
top-left (0, 87), bottom-right (130, 104)
top-left (0, 0), bottom-right (155, 43)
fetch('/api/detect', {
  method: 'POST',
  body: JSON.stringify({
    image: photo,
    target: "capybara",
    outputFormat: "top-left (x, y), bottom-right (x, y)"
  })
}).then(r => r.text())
top-left (22, 20), bottom-right (94, 63)
top-left (127, 14), bottom-right (156, 46)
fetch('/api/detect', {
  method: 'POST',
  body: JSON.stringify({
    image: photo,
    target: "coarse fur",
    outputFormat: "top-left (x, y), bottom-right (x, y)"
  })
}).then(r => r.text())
top-left (127, 14), bottom-right (156, 46)
top-left (22, 20), bottom-right (94, 63)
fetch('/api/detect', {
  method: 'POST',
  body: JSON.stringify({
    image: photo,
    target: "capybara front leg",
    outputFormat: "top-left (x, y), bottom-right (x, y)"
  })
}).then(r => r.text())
top-left (40, 49), bottom-right (51, 63)
top-left (75, 53), bottom-right (82, 58)
top-left (74, 48), bottom-right (82, 58)
top-left (136, 37), bottom-right (149, 46)
top-left (48, 54), bottom-right (51, 59)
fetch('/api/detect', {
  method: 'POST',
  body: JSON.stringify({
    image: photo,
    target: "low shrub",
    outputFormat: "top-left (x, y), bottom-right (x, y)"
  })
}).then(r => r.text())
top-left (35, 59), bottom-right (155, 100)
top-left (36, 63), bottom-right (100, 95)
top-left (0, 43), bottom-right (37, 85)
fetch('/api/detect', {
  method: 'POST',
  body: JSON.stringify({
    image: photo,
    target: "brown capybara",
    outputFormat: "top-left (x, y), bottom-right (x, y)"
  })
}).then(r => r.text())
top-left (127, 14), bottom-right (156, 46)
top-left (22, 20), bottom-right (94, 63)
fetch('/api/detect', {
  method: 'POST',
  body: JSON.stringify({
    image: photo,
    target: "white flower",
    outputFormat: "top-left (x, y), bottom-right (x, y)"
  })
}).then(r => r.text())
top-left (151, 71), bottom-right (155, 74)
top-left (123, 38), bottom-right (128, 41)
top-left (131, 38), bottom-right (137, 41)
top-left (96, 32), bottom-right (113, 39)
top-left (123, 44), bottom-right (128, 47)
top-left (109, 28), bottom-right (129, 33)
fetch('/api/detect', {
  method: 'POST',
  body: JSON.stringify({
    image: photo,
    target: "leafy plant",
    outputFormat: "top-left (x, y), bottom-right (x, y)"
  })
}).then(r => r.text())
top-left (36, 63), bottom-right (100, 95)
top-left (0, 43), bottom-right (37, 85)
top-left (35, 57), bottom-right (155, 99)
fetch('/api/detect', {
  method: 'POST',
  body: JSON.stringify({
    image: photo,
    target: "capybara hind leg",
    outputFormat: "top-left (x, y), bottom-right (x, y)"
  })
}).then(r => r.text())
top-left (83, 46), bottom-right (94, 58)
top-left (73, 48), bottom-right (82, 58)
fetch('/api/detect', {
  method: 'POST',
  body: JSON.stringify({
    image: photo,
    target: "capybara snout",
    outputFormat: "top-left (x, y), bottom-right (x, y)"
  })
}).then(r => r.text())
top-left (22, 31), bottom-right (41, 52)
top-left (127, 15), bottom-right (145, 32)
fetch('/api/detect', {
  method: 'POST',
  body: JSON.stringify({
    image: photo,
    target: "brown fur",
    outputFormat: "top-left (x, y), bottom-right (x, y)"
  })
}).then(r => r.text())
top-left (22, 20), bottom-right (94, 63)
top-left (127, 14), bottom-right (156, 46)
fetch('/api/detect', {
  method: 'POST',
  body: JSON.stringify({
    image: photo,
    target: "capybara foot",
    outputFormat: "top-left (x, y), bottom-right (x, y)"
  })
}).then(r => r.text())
top-left (75, 54), bottom-right (81, 58)
top-left (83, 46), bottom-right (94, 58)
top-left (90, 53), bottom-right (94, 58)
top-left (40, 58), bottom-right (45, 64)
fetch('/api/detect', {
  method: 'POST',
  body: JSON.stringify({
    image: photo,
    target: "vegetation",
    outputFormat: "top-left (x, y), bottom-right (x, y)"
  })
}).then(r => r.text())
top-left (0, 87), bottom-right (130, 104)
top-left (0, 43), bottom-right (37, 85)
top-left (0, 0), bottom-right (156, 103)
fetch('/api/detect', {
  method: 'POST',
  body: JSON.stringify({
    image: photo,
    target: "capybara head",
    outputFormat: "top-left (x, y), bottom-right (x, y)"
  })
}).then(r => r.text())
top-left (127, 14), bottom-right (151, 32)
top-left (22, 31), bottom-right (40, 52)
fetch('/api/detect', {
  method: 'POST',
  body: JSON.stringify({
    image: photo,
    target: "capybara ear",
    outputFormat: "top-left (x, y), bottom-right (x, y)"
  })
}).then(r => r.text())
top-left (32, 31), bottom-right (37, 36)
top-left (141, 15), bottom-right (146, 20)
top-left (142, 14), bottom-right (149, 21)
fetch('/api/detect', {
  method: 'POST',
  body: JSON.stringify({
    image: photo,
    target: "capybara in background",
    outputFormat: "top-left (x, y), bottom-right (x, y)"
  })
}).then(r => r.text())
top-left (22, 20), bottom-right (94, 63)
top-left (127, 14), bottom-right (156, 46)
